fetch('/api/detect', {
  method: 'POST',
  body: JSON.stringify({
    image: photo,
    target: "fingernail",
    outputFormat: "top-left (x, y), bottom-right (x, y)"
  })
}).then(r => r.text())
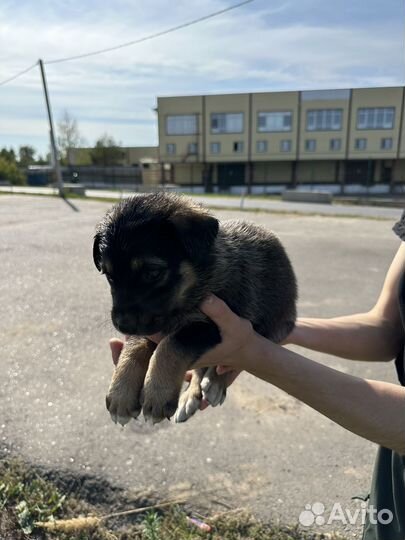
top-left (203, 295), bottom-right (214, 305)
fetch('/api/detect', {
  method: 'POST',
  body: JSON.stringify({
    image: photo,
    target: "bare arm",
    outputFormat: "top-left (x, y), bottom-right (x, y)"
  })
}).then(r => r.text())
top-left (196, 296), bottom-right (405, 455)
top-left (287, 243), bottom-right (405, 361)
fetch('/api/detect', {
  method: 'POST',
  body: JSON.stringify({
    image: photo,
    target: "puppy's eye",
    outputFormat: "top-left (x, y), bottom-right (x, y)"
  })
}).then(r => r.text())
top-left (143, 268), bottom-right (164, 283)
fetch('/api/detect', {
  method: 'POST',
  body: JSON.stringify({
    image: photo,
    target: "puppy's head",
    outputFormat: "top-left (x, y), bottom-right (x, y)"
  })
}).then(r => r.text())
top-left (93, 193), bottom-right (218, 335)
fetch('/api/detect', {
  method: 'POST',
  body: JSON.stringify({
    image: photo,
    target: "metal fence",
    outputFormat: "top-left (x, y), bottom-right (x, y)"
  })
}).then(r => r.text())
top-left (27, 165), bottom-right (143, 190)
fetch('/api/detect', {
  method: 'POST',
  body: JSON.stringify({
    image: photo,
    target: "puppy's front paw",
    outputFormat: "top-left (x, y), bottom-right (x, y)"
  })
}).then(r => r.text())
top-left (174, 384), bottom-right (202, 423)
top-left (106, 378), bottom-right (142, 426)
top-left (105, 337), bottom-right (154, 427)
top-left (201, 367), bottom-right (227, 407)
top-left (141, 377), bottom-right (179, 424)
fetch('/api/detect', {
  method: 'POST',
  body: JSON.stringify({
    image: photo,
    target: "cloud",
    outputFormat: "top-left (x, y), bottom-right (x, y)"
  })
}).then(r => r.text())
top-left (0, 0), bottom-right (403, 153)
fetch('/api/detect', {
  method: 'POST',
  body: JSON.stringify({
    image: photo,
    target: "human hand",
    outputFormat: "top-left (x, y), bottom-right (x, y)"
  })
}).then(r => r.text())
top-left (193, 295), bottom-right (258, 376)
top-left (109, 338), bottom-right (124, 366)
top-left (108, 295), bottom-right (253, 409)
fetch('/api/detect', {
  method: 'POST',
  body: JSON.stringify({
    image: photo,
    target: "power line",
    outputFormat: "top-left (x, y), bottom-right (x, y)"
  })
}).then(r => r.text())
top-left (0, 1), bottom-right (254, 86)
top-left (45, 0), bottom-right (254, 65)
top-left (0, 61), bottom-right (38, 87)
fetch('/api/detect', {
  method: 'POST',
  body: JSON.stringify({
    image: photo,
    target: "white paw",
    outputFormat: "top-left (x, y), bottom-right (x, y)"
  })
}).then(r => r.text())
top-left (174, 391), bottom-right (201, 423)
top-left (201, 368), bottom-right (226, 407)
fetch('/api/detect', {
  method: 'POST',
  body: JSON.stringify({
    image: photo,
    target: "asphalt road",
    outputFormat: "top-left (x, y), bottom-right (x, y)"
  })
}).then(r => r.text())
top-left (1, 194), bottom-right (403, 537)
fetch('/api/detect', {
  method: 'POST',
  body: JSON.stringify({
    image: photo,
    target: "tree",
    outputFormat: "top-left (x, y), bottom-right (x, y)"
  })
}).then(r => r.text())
top-left (90, 134), bottom-right (125, 166)
top-left (57, 110), bottom-right (85, 165)
top-left (35, 154), bottom-right (48, 165)
top-left (0, 157), bottom-right (25, 185)
top-left (0, 147), bottom-right (16, 164)
top-left (18, 145), bottom-right (36, 168)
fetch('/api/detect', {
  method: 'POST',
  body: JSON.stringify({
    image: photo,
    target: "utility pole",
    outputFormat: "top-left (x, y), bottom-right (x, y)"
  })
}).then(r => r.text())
top-left (38, 59), bottom-right (64, 197)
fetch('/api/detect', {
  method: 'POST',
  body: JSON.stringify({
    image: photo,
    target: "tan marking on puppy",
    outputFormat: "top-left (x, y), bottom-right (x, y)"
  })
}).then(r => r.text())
top-left (130, 258), bottom-right (143, 271)
top-left (177, 261), bottom-right (197, 301)
top-left (144, 256), bottom-right (167, 267)
top-left (106, 337), bottom-right (156, 425)
top-left (131, 256), bottom-right (167, 271)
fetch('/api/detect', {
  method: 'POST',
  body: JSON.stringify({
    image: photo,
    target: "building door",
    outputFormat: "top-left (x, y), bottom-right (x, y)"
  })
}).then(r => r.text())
top-left (345, 160), bottom-right (375, 185)
top-left (217, 163), bottom-right (246, 191)
top-left (381, 161), bottom-right (392, 184)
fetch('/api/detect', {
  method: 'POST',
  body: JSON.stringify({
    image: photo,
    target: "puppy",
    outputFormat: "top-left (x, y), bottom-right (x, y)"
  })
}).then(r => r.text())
top-left (93, 193), bottom-right (297, 425)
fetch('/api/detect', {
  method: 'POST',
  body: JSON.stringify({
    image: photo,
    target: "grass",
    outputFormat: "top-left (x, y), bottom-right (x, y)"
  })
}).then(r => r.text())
top-left (0, 457), bottom-right (347, 540)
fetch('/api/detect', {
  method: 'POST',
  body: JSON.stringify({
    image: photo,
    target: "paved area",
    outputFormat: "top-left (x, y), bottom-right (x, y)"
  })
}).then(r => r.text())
top-left (0, 184), bottom-right (403, 219)
top-left (1, 194), bottom-right (403, 536)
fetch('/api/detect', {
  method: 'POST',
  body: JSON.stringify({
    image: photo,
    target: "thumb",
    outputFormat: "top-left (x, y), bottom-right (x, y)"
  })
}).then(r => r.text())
top-left (200, 295), bottom-right (238, 332)
top-left (216, 365), bottom-right (233, 375)
top-left (109, 338), bottom-right (124, 366)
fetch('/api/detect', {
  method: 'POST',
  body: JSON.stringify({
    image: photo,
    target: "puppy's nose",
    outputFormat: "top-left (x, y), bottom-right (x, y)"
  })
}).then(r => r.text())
top-left (113, 312), bottom-right (138, 333)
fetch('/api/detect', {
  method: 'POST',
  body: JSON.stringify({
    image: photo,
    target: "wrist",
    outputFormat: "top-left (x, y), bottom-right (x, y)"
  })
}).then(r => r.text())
top-left (239, 332), bottom-right (274, 370)
top-left (243, 334), bottom-right (280, 381)
top-left (284, 319), bottom-right (310, 346)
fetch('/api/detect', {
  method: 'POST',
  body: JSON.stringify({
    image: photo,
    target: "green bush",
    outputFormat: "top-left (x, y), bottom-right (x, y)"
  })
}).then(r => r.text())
top-left (0, 156), bottom-right (26, 185)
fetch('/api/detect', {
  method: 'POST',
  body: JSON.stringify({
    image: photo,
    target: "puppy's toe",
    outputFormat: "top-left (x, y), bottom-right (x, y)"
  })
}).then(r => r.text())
top-left (117, 415), bottom-right (132, 427)
top-left (200, 374), bottom-right (212, 395)
top-left (202, 382), bottom-right (226, 407)
top-left (143, 398), bottom-right (177, 424)
top-left (106, 391), bottom-right (141, 427)
top-left (201, 368), bottom-right (227, 407)
top-left (174, 390), bottom-right (201, 423)
top-left (143, 406), bottom-right (161, 425)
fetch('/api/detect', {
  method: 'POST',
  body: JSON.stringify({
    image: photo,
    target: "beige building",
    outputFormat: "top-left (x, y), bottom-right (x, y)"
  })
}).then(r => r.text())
top-left (157, 87), bottom-right (405, 193)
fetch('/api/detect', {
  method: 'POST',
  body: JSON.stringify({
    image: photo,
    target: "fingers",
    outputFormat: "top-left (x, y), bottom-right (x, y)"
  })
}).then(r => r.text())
top-left (225, 369), bottom-right (242, 386)
top-left (199, 399), bottom-right (209, 411)
top-left (216, 366), bottom-right (241, 386)
top-left (216, 365), bottom-right (233, 375)
top-left (200, 295), bottom-right (239, 333)
top-left (109, 338), bottom-right (124, 366)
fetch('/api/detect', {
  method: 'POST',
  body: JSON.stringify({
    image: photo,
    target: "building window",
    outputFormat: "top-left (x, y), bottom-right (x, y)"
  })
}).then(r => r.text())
top-left (305, 139), bottom-right (316, 152)
top-left (187, 142), bottom-right (198, 154)
top-left (355, 138), bottom-right (367, 150)
top-left (357, 107), bottom-right (395, 130)
top-left (258, 111), bottom-right (292, 132)
top-left (256, 140), bottom-right (268, 153)
top-left (306, 109), bottom-right (342, 131)
top-left (211, 113), bottom-right (243, 134)
top-left (233, 141), bottom-right (244, 153)
top-left (381, 137), bottom-right (393, 150)
top-left (166, 115), bottom-right (197, 135)
top-left (330, 138), bottom-right (342, 151)
top-left (166, 143), bottom-right (176, 155)
top-left (280, 139), bottom-right (292, 152)
top-left (210, 142), bottom-right (221, 154)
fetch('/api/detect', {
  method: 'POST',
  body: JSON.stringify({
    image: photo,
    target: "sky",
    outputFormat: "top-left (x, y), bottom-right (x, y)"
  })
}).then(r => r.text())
top-left (0, 0), bottom-right (404, 156)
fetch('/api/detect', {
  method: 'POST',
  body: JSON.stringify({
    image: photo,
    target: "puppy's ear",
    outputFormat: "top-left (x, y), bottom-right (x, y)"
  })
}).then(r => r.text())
top-left (93, 233), bottom-right (103, 271)
top-left (170, 210), bottom-right (219, 263)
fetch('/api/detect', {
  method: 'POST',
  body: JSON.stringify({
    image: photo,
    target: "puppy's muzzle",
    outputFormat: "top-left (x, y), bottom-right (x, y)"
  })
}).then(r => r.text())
top-left (112, 308), bottom-right (163, 335)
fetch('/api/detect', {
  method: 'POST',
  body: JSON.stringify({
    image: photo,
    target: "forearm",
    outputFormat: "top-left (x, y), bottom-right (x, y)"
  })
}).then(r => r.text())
top-left (289, 311), bottom-right (402, 362)
top-left (245, 335), bottom-right (405, 454)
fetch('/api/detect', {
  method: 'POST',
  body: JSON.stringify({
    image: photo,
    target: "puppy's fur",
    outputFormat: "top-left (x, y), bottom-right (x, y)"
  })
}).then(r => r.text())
top-left (94, 193), bottom-right (297, 425)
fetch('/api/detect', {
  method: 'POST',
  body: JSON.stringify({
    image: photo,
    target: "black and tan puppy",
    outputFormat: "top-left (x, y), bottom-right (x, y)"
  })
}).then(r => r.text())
top-left (94, 193), bottom-right (297, 425)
